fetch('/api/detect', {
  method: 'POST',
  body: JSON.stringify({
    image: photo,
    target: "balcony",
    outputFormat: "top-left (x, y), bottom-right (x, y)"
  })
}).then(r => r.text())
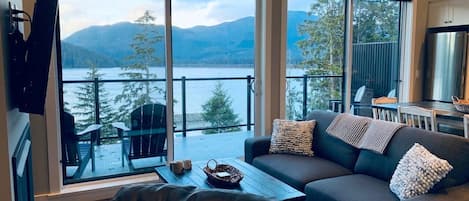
top-left (61, 75), bottom-right (343, 183)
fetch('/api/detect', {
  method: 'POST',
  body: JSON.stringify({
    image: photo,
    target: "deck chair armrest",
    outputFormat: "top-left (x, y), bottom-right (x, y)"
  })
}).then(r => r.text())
top-left (112, 122), bottom-right (130, 131)
top-left (77, 124), bottom-right (102, 136)
top-left (125, 128), bottom-right (167, 137)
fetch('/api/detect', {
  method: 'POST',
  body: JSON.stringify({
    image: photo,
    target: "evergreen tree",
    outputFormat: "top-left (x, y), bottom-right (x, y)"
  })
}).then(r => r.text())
top-left (202, 82), bottom-right (241, 134)
top-left (297, 0), bottom-right (344, 111)
top-left (285, 79), bottom-right (303, 120)
top-left (353, 1), bottom-right (400, 43)
top-left (73, 62), bottom-right (116, 136)
top-left (115, 10), bottom-right (164, 122)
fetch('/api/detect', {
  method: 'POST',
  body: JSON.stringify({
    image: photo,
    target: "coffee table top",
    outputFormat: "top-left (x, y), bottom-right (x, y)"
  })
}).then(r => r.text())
top-left (155, 158), bottom-right (305, 201)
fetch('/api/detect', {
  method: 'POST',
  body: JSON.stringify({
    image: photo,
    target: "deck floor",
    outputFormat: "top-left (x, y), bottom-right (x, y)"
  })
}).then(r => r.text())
top-left (73, 131), bottom-right (253, 181)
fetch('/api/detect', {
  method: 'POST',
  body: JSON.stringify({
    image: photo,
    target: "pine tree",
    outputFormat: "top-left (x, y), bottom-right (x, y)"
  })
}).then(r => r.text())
top-left (202, 82), bottom-right (241, 134)
top-left (73, 62), bottom-right (116, 136)
top-left (285, 79), bottom-right (303, 120)
top-left (115, 10), bottom-right (164, 122)
top-left (297, 0), bottom-right (344, 111)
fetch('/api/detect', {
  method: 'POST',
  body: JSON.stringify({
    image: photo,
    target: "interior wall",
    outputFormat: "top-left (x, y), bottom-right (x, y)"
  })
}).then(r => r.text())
top-left (256, 0), bottom-right (286, 136)
top-left (24, 0), bottom-right (55, 195)
top-left (0, 0), bottom-right (31, 200)
top-left (401, 0), bottom-right (428, 102)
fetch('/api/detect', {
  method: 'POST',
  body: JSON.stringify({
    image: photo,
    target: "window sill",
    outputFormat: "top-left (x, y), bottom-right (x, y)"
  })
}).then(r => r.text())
top-left (35, 173), bottom-right (160, 201)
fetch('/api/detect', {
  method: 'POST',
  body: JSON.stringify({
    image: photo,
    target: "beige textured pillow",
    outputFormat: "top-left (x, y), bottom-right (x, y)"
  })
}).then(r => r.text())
top-left (269, 119), bottom-right (315, 156)
top-left (390, 143), bottom-right (453, 200)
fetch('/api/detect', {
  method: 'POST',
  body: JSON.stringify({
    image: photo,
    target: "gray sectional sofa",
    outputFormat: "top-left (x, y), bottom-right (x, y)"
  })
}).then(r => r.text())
top-left (245, 110), bottom-right (469, 201)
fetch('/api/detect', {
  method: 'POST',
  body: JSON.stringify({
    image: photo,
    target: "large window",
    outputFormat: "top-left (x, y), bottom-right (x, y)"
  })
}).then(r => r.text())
top-left (58, 0), bottom-right (255, 184)
top-left (285, 0), bottom-right (401, 119)
top-left (171, 1), bottom-right (255, 161)
top-left (286, 0), bottom-right (345, 120)
top-left (58, 0), bottom-right (167, 184)
top-left (55, 0), bottom-right (402, 185)
top-left (350, 0), bottom-right (401, 117)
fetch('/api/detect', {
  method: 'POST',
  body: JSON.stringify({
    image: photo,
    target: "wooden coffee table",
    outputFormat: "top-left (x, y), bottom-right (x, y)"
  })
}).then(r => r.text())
top-left (155, 158), bottom-right (305, 201)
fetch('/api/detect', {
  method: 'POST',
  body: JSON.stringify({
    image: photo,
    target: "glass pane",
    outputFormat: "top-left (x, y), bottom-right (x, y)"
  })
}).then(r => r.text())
top-left (59, 0), bottom-right (166, 183)
top-left (286, 0), bottom-right (346, 119)
top-left (172, 1), bottom-right (255, 161)
top-left (350, 0), bottom-right (401, 117)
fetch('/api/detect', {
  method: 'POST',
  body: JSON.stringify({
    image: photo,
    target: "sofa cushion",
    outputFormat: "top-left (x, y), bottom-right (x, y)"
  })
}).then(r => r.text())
top-left (269, 119), bottom-right (315, 156)
top-left (304, 174), bottom-right (398, 201)
top-left (306, 110), bottom-right (360, 170)
top-left (252, 154), bottom-right (352, 191)
top-left (354, 126), bottom-right (469, 191)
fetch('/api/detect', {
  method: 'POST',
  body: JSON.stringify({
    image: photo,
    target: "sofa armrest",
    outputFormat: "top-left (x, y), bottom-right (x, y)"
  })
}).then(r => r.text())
top-left (244, 136), bottom-right (271, 164)
top-left (408, 183), bottom-right (469, 201)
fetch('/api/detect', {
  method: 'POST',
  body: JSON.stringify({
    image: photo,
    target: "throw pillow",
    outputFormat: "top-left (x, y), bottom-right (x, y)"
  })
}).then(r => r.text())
top-left (389, 143), bottom-right (453, 200)
top-left (269, 119), bottom-right (315, 156)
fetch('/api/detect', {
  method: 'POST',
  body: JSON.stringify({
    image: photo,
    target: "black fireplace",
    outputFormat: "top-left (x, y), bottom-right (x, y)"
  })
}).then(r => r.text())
top-left (11, 124), bottom-right (34, 201)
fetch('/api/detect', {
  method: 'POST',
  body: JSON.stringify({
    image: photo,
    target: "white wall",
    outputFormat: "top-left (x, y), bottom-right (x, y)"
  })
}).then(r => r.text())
top-left (0, 0), bottom-right (31, 200)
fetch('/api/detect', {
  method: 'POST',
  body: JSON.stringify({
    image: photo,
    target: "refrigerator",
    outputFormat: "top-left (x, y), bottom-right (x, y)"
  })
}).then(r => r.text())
top-left (424, 31), bottom-right (469, 102)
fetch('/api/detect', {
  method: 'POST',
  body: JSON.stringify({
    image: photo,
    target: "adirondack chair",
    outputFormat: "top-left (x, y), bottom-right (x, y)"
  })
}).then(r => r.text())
top-left (113, 103), bottom-right (168, 170)
top-left (61, 112), bottom-right (101, 179)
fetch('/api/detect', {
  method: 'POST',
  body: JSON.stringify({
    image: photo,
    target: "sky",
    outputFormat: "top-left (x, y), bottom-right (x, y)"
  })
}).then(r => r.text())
top-left (59, 0), bottom-right (313, 38)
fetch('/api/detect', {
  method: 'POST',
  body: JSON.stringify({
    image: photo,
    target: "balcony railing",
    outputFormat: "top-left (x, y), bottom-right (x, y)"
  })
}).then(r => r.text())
top-left (61, 74), bottom-right (343, 144)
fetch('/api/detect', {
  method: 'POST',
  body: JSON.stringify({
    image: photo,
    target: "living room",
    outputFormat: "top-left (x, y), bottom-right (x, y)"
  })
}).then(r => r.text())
top-left (1, 0), bottom-right (468, 201)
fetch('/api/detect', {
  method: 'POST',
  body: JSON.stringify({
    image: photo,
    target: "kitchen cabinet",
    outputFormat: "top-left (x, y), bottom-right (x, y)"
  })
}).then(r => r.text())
top-left (427, 0), bottom-right (469, 28)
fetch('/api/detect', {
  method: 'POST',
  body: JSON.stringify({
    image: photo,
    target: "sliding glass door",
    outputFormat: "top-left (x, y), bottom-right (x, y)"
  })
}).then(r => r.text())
top-left (285, 0), bottom-right (346, 119)
top-left (58, 0), bottom-right (256, 184)
top-left (350, 0), bottom-right (401, 117)
top-left (171, 0), bottom-right (256, 161)
top-left (58, 0), bottom-right (167, 183)
top-left (285, 0), bottom-right (401, 118)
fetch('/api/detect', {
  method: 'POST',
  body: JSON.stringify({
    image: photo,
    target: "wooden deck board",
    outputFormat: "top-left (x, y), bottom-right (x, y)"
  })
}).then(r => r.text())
top-left (75, 131), bottom-right (253, 180)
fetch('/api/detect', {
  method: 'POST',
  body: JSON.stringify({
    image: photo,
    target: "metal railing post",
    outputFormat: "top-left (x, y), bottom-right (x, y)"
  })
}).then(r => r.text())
top-left (302, 75), bottom-right (308, 119)
top-left (93, 78), bottom-right (101, 145)
top-left (182, 76), bottom-right (187, 137)
top-left (246, 75), bottom-right (252, 131)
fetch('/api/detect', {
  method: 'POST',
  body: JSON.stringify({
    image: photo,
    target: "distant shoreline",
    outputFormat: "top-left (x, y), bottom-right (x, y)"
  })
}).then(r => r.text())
top-left (62, 64), bottom-right (255, 69)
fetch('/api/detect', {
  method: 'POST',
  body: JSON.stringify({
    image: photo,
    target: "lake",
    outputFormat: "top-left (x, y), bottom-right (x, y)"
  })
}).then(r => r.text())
top-left (62, 66), bottom-right (306, 132)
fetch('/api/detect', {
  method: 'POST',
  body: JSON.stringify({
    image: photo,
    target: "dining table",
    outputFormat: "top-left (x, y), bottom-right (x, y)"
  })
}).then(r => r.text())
top-left (372, 101), bottom-right (466, 135)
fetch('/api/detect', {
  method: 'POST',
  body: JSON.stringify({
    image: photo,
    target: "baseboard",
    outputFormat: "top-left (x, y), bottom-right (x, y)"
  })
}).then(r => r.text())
top-left (34, 173), bottom-right (160, 201)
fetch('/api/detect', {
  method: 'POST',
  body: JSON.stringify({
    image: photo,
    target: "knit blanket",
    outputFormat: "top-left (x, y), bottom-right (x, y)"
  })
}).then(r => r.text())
top-left (327, 113), bottom-right (404, 154)
top-left (360, 120), bottom-right (404, 153)
top-left (326, 113), bottom-right (372, 148)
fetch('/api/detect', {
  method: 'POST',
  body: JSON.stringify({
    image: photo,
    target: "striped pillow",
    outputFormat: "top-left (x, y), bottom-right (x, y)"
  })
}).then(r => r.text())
top-left (269, 119), bottom-right (315, 156)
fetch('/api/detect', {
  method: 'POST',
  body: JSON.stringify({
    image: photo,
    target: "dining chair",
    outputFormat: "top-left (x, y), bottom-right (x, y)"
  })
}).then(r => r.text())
top-left (372, 97), bottom-right (398, 122)
top-left (397, 106), bottom-right (437, 132)
top-left (387, 89), bottom-right (396, 98)
top-left (464, 114), bottom-right (469, 138)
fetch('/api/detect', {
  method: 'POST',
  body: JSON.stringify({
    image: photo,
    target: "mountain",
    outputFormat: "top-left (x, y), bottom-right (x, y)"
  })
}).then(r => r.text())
top-left (62, 11), bottom-right (316, 68)
top-left (61, 42), bottom-right (121, 68)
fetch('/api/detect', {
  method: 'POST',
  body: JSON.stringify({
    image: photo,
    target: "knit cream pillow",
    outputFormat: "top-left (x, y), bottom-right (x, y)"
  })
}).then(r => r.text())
top-left (390, 143), bottom-right (453, 200)
top-left (269, 119), bottom-right (315, 156)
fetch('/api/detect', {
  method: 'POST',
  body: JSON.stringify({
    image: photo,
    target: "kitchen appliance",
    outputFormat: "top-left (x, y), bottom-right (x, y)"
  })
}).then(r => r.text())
top-left (424, 31), bottom-right (469, 102)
